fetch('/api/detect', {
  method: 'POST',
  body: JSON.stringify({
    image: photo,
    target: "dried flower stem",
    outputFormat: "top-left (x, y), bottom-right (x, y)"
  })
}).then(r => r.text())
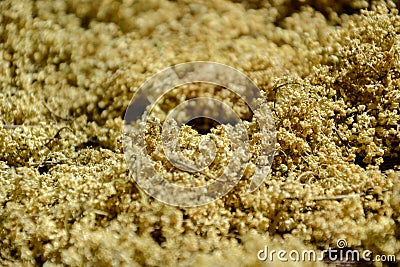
top-left (42, 100), bottom-right (71, 121)
top-left (313, 193), bottom-right (362, 201)
top-left (1, 125), bottom-right (20, 129)
top-left (169, 156), bottom-right (217, 180)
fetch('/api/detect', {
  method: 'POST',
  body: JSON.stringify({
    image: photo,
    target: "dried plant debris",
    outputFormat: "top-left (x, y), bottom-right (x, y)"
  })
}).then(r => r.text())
top-left (0, 0), bottom-right (400, 266)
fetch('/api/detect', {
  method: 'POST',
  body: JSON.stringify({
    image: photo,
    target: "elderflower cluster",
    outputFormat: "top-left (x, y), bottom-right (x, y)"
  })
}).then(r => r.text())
top-left (0, 0), bottom-right (399, 266)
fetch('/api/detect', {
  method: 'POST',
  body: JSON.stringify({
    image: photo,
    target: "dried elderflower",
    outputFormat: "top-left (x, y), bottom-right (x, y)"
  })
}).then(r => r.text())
top-left (0, 0), bottom-right (399, 266)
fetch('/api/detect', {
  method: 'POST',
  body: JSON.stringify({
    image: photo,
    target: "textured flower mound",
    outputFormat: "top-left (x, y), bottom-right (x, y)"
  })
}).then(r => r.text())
top-left (0, 0), bottom-right (399, 266)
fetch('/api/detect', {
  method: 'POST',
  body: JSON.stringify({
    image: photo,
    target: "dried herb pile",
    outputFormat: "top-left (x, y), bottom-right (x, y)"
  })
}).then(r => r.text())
top-left (0, 0), bottom-right (399, 266)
